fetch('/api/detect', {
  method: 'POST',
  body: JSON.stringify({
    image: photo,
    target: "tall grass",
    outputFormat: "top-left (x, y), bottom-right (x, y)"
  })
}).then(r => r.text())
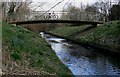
top-left (2, 22), bottom-right (73, 75)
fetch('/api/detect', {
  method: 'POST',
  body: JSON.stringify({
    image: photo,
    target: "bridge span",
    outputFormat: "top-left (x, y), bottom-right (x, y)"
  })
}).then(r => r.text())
top-left (9, 20), bottom-right (103, 27)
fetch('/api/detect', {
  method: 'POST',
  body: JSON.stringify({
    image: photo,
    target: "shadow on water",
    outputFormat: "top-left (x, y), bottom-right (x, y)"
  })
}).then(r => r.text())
top-left (40, 32), bottom-right (120, 75)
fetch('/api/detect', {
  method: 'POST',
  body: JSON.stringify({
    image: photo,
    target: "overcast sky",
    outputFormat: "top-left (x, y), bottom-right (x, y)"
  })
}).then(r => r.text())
top-left (31, 0), bottom-right (98, 11)
top-left (3, 0), bottom-right (119, 11)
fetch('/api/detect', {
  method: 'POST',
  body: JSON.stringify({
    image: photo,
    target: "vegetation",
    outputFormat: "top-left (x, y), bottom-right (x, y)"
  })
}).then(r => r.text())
top-left (50, 20), bottom-right (120, 52)
top-left (2, 22), bottom-right (72, 75)
top-left (2, 1), bottom-right (32, 22)
top-left (77, 21), bottom-right (120, 51)
top-left (109, 4), bottom-right (120, 21)
top-left (50, 25), bottom-right (91, 38)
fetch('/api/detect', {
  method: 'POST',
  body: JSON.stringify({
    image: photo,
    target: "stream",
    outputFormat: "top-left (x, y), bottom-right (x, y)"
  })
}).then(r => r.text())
top-left (40, 32), bottom-right (120, 75)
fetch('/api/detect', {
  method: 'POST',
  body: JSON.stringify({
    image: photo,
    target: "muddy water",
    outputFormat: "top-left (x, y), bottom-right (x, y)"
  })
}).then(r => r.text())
top-left (40, 32), bottom-right (120, 75)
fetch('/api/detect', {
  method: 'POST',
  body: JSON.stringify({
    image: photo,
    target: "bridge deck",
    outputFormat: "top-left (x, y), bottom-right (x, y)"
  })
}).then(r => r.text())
top-left (8, 20), bottom-right (103, 26)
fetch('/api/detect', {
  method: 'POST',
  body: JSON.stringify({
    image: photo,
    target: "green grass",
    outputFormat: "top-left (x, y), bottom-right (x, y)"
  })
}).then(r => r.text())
top-left (77, 21), bottom-right (120, 50)
top-left (50, 25), bottom-right (90, 37)
top-left (50, 21), bottom-right (120, 51)
top-left (2, 22), bottom-right (73, 75)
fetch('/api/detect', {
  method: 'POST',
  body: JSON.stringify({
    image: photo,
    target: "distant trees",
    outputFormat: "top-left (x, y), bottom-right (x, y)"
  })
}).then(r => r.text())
top-left (2, 0), bottom-right (119, 22)
top-left (2, 0), bottom-right (49, 22)
top-left (109, 4), bottom-right (120, 21)
top-left (64, 5), bottom-right (81, 20)
top-left (92, 1), bottom-right (110, 22)
top-left (89, 0), bottom-right (120, 21)
top-left (118, 1), bottom-right (120, 5)
top-left (2, 0), bottom-right (32, 22)
top-left (85, 6), bottom-right (98, 13)
top-left (60, 3), bottom-right (102, 21)
top-left (84, 5), bottom-right (100, 21)
top-left (60, 0), bottom-right (120, 22)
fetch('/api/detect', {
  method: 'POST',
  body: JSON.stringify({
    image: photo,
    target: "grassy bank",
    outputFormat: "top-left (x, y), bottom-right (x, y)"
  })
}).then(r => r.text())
top-left (2, 22), bottom-right (72, 76)
top-left (50, 25), bottom-right (92, 38)
top-left (50, 21), bottom-right (120, 52)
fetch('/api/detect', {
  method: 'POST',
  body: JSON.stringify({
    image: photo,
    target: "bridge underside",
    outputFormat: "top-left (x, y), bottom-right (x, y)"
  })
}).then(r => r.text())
top-left (9, 20), bottom-right (103, 27)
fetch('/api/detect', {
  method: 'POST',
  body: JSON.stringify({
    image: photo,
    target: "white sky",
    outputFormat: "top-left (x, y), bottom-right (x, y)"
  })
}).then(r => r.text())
top-left (31, 0), bottom-right (98, 11)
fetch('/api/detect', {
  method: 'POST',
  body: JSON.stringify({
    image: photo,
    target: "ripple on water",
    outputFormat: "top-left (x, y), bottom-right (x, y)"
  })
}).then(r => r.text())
top-left (41, 33), bottom-right (120, 75)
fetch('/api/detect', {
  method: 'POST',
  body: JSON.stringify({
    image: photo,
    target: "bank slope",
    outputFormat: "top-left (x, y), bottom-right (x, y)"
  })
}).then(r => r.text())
top-left (50, 21), bottom-right (120, 53)
top-left (2, 22), bottom-right (72, 76)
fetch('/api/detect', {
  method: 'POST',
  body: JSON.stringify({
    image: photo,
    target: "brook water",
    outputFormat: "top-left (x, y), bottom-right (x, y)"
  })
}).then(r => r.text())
top-left (40, 32), bottom-right (120, 75)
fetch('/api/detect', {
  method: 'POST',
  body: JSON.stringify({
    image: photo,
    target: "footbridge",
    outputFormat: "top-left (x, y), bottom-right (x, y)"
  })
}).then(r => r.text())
top-left (9, 20), bottom-right (103, 27)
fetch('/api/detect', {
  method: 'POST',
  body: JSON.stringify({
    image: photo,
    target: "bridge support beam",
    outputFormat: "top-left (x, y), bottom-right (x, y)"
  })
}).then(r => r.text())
top-left (92, 23), bottom-right (97, 28)
top-left (8, 20), bottom-right (103, 27)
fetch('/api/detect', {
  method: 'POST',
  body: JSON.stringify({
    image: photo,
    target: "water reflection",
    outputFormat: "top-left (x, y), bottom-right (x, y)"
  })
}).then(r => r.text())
top-left (40, 32), bottom-right (120, 75)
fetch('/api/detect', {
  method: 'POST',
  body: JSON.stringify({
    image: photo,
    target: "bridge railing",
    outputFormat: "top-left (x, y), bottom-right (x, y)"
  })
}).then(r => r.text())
top-left (8, 11), bottom-right (104, 22)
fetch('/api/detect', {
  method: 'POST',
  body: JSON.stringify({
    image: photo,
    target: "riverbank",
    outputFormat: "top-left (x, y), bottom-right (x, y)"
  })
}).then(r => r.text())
top-left (49, 21), bottom-right (120, 55)
top-left (42, 32), bottom-right (120, 75)
top-left (2, 22), bottom-right (73, 76)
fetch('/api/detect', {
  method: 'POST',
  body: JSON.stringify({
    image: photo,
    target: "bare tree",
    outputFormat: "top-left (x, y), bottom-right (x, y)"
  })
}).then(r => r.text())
top-left (93, 0), bottom-right (111, 22)
top-left (84, 4), bottom-right (102, 21)
top-left (2, 0), bottom-right (32, 22)
top-left (2, 2), bottom-right (8, 21)
top-left (61, 4), bottom-right (82, 20)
